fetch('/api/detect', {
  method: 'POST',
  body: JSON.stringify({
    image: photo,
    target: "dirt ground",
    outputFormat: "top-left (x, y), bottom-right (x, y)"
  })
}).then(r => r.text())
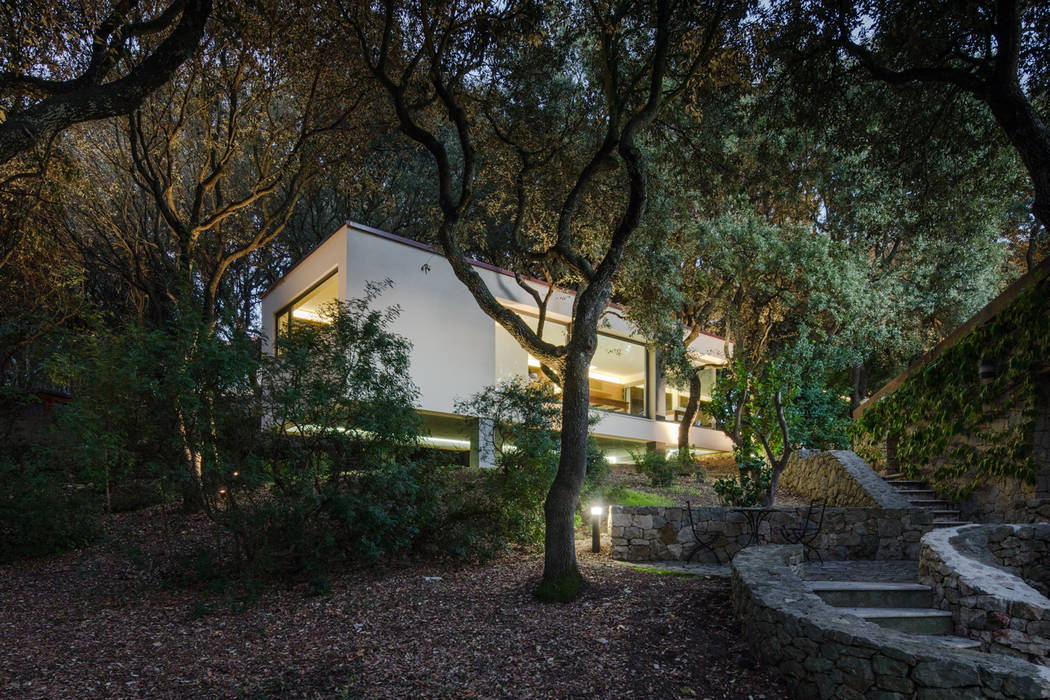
top-left (0, 506), bottom-right (788, 699)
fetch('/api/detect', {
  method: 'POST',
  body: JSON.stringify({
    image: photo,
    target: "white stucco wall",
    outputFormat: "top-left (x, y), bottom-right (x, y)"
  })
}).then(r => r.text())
top-left (260, 222), bottom-right (733, 452)
top-left (260, 227), bottom-right (347, 354)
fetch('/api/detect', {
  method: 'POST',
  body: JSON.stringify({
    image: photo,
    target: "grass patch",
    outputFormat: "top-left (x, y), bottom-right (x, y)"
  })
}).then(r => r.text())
top-left (602, 487), bottom-right (671, 507)
top-left (633, 566), bottom-right (703, 578)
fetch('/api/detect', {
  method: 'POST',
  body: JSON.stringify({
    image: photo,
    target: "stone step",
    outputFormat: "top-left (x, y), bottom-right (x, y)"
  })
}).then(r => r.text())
top-left (840, 607), bottom-right (955, 635)
top-left (806, 580), bottom-right (932, 609)
top-left (909, 499), bottom-right (951, 509)
top-left (932, 509), bottom-right (961, 519)
top-left (889, 480), bottom-right (928, 489)
top-left (934, 636), bottom-right (982, 650)
top-left (896, 488), bottom-right (936, 497)
top-left (932, 520), bottom-right (970, 528)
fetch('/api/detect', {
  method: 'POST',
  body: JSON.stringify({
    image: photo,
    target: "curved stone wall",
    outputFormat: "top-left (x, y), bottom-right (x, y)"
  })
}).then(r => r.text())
top-left (920, 524), bottom-right (1050, 664)
top-left (731, 545), bottom-right (1050, 699)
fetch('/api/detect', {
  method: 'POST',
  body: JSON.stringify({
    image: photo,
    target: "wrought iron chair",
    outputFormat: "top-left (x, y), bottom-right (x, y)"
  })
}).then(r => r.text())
top-left (685, 501), bottom-right (724, 564)
top-left (781, 499), bottom-right (826, 563)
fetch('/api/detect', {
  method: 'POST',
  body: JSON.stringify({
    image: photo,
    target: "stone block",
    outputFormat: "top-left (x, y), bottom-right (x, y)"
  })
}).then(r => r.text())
top-left (912, 660), bottom-right (979, 688)
top-left (876, 674), bottom-right (914, 694)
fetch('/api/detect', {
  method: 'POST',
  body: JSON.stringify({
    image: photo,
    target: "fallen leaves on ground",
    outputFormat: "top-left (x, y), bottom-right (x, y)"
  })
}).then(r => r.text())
top-left (0, 506), bottom-right (788, 699)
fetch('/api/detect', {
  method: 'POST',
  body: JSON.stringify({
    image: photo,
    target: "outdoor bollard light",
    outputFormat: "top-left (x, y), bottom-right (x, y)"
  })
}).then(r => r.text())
top-left (591, 505), bottom-right (603, 553)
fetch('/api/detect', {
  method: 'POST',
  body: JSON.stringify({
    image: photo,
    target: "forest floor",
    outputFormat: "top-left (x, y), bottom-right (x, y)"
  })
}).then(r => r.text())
top-left (0, 505), bottom-right (789, 699)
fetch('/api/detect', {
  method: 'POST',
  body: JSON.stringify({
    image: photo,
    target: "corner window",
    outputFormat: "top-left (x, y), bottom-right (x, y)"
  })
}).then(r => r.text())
top-left (274, 272), bottom-right (339, 346)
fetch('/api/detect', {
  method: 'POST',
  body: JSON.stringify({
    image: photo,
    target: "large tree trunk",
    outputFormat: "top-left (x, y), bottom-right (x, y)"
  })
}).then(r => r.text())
top-left (986, 81), bottom-right (1050, 233)
top-left (677, 370), bottom-right (703, 459)
top-left (542, 350), bottom-right (593, 585)
top-left (850, 362), bottom-right (867, 413)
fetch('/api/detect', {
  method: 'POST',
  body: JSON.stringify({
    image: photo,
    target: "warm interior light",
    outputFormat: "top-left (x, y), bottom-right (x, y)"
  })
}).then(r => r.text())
top-left (591, 505), bottom-right (604, 516)
top-left (291, 307), bottom-right (325, 322)
top-left (588, 370), bottom-right (622, 384)
top-left (527, 356), bottom-right (622, 383)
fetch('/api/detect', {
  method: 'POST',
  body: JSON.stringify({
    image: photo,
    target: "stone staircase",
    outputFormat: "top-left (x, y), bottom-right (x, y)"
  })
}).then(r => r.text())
top-left (882, 472), bottom-right (970, 527)
top-left (802, 565), bottom-right (980, 649)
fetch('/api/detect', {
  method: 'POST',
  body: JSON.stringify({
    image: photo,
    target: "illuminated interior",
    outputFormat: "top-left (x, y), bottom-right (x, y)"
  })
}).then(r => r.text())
top-left (665, 367), bottom-right (718, 426)
top-left (524, 320), bottom-right (648, 417)
top-left (274, 272), bottom-right (339, 343)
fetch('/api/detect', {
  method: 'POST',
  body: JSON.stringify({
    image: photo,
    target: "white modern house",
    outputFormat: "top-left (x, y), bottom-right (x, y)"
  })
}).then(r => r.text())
top-left (260, 221), bottom-right (733, 467)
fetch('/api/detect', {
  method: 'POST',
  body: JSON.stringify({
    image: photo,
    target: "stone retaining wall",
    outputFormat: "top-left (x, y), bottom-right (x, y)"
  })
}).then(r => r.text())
top-left (919, 524), bottom-right (1050, 664)
top-left (988, 523), bottom-right (1050, 597)
top-left (780, 449), bottom-right (913, 509)
top-left (610, 505), bottom-right (933, 562)
top-left (1004, 498), bottom-right (1050, 525)
top-left (731, 544), bottom-right (1050, 699)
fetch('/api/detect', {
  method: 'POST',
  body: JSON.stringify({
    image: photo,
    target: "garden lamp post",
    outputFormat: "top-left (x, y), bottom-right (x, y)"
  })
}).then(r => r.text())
top-left (591, 505), bottom-right (603, 553)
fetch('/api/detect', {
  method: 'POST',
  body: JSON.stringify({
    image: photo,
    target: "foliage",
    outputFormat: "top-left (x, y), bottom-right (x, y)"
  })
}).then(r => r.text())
top-left (601, 487), bottom-right (672, 508)
top-left (580, 437), bottom-right (612, 507)
top-left (0, 447), bottom-right (102, 564)
top-left (450, 378), bottom-right (609, 554)
top-left (628, 448), bottom-right (677, 488)
top-left (852, 276), bottom-right (1050, 500)
top-left (216, 285), bottom-right (432, 575)
top-left (712, 455), bottom-right (772, 507)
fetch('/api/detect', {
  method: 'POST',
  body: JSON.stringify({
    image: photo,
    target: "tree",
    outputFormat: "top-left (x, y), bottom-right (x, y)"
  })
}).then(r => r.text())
top-left (338, 0), bottom-right (748, 595)
top-left (775, 0), bottom-right (1049, 266)
top-left (693, 212), bottom-right (858, 505)
top-left (0, 0), bottom-right (212, 166)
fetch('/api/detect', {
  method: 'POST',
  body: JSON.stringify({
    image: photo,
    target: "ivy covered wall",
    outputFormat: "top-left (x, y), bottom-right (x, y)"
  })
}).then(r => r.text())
top-left (852, 260), bottom-right (1050, 521)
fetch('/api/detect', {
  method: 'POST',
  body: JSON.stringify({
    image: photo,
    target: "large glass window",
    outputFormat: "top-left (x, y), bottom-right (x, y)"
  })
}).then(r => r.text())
top-left (274, 272), bottom-right (339, 345)
top-left (665, 366), bottom-right (718, 426)
top-left (524, 320), bottom-right (648, 417)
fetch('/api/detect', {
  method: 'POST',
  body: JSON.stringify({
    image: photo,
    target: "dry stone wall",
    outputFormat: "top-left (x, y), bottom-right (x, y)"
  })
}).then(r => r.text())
top-left (779, 449), bottom-right (912, 508)
top-left (920, 524), bottom-right (1050, 665)
top-left (609, 505), bottom-right (933, 562)
top-left (732, 545), bottom-right (1050, 699)
top-left (988, 524), bottom-right (1050, 597)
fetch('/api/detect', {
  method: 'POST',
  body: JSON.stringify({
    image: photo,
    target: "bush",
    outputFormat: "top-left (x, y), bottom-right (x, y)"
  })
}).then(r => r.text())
top-left (0, 451), bottom-right (101, 563)
top-left (450, 378), bottom-right (561, 551)
top-left (629, 448), bottom-right (676, 487)
top-left (213, 284), bottom-right (437, 576)
top-left (712, 450), bottom-right (771, 506)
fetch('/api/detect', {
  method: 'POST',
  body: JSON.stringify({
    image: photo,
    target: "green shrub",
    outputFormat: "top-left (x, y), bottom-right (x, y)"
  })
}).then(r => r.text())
top-left (213, 284), bottom-right (437, 576)
top-left (580, 437), bottom-right (611, 505)
top-left (712, 450), bottom-right (771, 506)
top-left (450, 378), bottom-right (560, 551)
top-left (0, 451), bottom-right (101, 563)
top-left (629, 448), bottom-right (676, 487)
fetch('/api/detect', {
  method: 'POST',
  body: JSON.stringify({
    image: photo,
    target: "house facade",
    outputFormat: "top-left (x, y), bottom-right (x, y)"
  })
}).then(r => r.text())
top-left (260, 221), bottom-right (733, 467)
